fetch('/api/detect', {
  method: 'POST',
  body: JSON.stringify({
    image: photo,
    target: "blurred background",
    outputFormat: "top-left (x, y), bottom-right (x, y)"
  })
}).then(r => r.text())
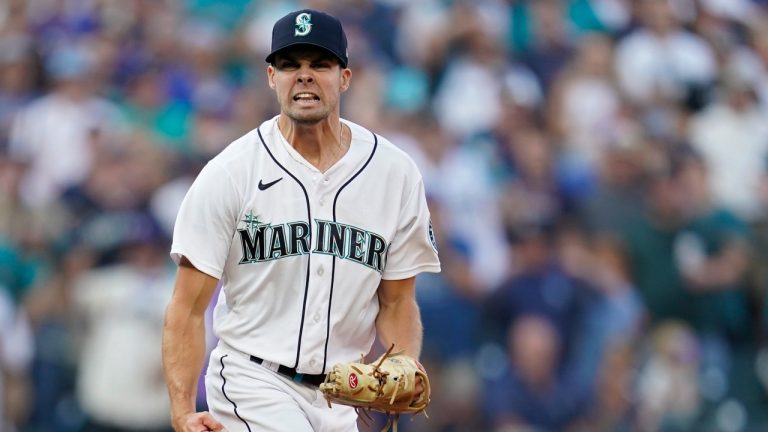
top-left (1, 0), bottom-right (768, 431)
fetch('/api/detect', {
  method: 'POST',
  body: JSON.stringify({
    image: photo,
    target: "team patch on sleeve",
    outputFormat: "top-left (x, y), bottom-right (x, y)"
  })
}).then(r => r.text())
top-left (428, 219), bottom-right (438, 251)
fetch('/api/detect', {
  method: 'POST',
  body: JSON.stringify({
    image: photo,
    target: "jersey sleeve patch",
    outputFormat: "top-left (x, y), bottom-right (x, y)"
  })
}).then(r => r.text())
top-left (428, 219), bottom-right (438, 252)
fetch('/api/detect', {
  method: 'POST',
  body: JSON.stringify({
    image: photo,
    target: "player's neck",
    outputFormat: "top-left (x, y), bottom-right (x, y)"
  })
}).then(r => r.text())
top-left (278, 116), bottom-right (350, 172)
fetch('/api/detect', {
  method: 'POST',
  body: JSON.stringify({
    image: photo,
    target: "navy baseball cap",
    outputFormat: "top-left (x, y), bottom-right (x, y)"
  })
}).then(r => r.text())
top-left (265, 9), bottom-right (348, 68)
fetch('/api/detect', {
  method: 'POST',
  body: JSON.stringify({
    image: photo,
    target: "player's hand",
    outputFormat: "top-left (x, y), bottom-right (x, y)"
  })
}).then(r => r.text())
top-left (414, 376), bottom-right (424, 400)
top-left (174, 411), bottom-right (226, 432)
top-left (413, 359), bottom-right (426, 401)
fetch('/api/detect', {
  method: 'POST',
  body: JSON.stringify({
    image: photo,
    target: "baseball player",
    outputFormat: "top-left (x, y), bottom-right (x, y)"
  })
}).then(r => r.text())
top-left (162, 9), bottom-right (441, 432)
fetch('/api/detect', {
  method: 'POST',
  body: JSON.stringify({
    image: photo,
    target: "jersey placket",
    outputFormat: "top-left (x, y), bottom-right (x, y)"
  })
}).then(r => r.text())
top-left (298, 172), bottom-right (335, 374)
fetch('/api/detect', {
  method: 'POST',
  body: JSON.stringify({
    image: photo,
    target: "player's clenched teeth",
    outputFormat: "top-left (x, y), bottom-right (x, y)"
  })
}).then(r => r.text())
top-left (293, 92), bottom-right (320, 101)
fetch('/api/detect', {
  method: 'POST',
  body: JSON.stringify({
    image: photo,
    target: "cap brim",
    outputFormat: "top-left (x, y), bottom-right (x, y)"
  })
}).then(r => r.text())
top-left (265, 42), bottom-right (347, 68)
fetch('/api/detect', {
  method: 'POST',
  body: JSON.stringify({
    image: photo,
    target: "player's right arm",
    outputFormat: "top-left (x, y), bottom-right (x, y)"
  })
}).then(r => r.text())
top-left (162, 256), bottom-right (223, 432)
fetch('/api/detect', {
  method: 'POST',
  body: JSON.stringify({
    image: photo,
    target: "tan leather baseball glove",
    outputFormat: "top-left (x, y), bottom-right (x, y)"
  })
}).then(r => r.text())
top-left (319, 345), bottom-right (430, 431)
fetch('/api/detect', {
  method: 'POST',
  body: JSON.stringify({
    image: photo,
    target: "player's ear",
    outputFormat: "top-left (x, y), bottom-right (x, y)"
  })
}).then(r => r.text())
top-left (267, 65), bottom-right (276, 90)
top-left (340, 68), bottom-right (351, 93)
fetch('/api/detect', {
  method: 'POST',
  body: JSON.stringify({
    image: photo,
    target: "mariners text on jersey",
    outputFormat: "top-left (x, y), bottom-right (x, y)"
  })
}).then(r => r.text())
top-left (237, 213), bottom-right (388, 273)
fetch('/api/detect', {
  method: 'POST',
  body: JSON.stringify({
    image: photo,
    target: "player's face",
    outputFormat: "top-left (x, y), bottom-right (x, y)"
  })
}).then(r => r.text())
top-left (267, 47), bottom-right (351, 124)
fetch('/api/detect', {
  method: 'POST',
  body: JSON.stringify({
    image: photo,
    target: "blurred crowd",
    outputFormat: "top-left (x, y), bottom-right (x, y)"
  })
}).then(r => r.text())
top-left (2, 0), bottom-right (768, 431)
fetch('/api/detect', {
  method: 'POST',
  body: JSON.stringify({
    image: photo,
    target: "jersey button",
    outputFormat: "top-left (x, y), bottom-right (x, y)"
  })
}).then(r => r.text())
top-left (317, 266), bottom-right (324, 276)
top-left (323, 177), bottom-right (329, 183)
top-left (310, 359), bottom-right (317, 367)
top-left (313, 313), bottom-right (321, 323)
top-left (319, 198), bottom-right (325, 206)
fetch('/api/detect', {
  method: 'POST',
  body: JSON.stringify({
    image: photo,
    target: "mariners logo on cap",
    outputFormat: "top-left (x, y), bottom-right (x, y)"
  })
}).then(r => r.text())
top-left (295, 12), bottom-right (312, 36)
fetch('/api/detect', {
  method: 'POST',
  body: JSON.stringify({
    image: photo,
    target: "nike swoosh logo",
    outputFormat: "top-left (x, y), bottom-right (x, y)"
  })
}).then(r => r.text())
top-left (258, 178), bottom-right (283, 190)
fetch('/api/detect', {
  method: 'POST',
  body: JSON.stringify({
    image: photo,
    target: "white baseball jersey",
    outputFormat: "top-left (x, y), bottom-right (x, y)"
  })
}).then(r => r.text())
top-left (171, 116), bottom-right (440, 375)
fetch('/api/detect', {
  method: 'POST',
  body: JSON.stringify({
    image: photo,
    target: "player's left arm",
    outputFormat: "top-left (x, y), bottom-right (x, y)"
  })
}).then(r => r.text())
top-left (375, 276), bottom-right (422, 359)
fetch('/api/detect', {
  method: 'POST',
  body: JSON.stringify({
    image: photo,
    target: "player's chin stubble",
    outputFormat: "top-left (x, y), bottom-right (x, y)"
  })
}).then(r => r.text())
top-left (285, 111), bottom-right (328, 124)
top-left (284, 105), bottom-right (333, 124)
